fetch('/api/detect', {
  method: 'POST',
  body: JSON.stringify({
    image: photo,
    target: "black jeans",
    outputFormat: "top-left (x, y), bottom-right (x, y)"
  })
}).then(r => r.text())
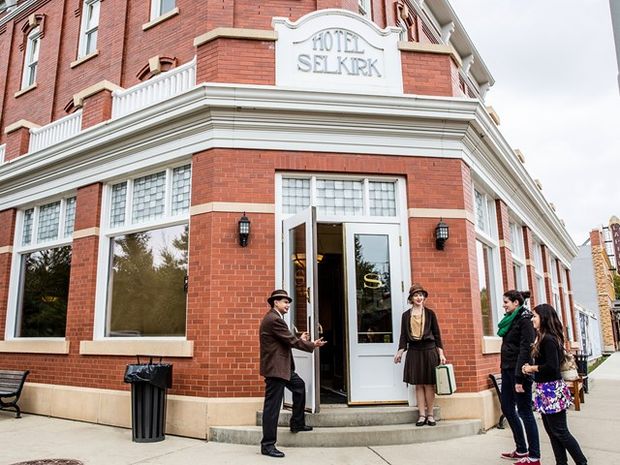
top-left (542, 410), bottom-right (587, 465)
top-left (500, 369), bottom-right (540, 458)
top-left (261, 372), bottom-right (306, 450)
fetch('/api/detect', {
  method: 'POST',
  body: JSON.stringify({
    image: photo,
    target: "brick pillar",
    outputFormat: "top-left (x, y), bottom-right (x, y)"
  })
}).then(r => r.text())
top-left (522, 225), bottom-right (538, 306)
top-left (65, 183), bottom-right (103, 349)
top-left (400, 46), bottom-right (461, 96)
top-left (194, 30), bottom-right (277, 85)
top-left (316, 0), bottom-right (358, 11)
top-left (540, 244), bottom-right (553, 304)
top-left (73, 81), bottom-right (123, 130)
top-left (589, 229), bottom-right (617, 351)
top-left (3, 120), bottom-right (40, 161)
top-left (0, 209), bottom-right (17, 339)
top-left (495, 199), bottom-right (514, 291)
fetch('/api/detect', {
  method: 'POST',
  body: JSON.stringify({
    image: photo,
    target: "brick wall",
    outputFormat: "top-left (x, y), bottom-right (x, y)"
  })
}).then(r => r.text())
top-left (401, 50), bottom-right (459, 96)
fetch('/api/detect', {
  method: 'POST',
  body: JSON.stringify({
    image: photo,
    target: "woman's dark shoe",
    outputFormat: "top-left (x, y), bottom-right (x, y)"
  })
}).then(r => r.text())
top-left (415, 416), bottom-right (427, 427)
top-left (426, 416), bottom-right (437, 426)
top-left (290, 425), bottom-right (313, 433)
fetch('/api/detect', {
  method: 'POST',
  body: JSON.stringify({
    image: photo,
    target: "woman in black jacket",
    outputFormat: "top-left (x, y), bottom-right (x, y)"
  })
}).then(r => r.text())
top-left (498, 290), bottom-right (540, 464)
top-left (522, 304), bottom-right (587, 465)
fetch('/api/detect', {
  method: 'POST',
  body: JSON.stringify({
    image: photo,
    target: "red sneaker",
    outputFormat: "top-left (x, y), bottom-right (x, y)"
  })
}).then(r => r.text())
top-left (515, 458), bottom-right (540, 465)
top-left (501, 451), bottom-right (528, 460)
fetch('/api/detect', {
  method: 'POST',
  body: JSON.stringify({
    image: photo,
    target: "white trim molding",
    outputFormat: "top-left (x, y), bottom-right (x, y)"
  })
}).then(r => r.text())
top-left (80, 339), bottom-right (193, 357)
top-left (0, 246), bottom-right (13, 254)
top-left (190, 202), bottom-right (274, 216)
top-left (0, 339), bottom-right (70, 354)
top-left (408, 208), bottom-right (473, 223)
top-left (194, 28), bottom-right (277, 47)
top-left (73, 227), bottom-right (100, 239)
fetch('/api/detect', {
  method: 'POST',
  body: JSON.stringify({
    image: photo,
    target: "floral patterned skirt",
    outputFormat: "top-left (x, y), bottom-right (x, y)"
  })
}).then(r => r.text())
top-left (533, 379), bottom-right (573, 414)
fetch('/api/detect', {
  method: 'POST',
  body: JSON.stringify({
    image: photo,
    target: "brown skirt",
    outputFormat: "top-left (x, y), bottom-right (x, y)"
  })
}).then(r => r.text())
top-left (403, 346), bottom-right (439, 385)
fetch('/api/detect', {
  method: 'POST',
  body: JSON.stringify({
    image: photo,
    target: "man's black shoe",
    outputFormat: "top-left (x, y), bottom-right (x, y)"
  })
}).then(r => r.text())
top-left (261, 447), bottom-right (285, 458)
top-left (290, 425), bottom-right (313, 433)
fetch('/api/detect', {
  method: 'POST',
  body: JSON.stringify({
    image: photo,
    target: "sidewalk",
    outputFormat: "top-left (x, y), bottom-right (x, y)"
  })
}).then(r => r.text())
top-left (2, 353), bottom-right (619, 465)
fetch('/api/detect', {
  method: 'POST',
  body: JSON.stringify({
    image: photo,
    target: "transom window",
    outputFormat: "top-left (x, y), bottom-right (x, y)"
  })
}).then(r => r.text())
top-left (78, 0), bottom-right (100, 58)
top-left (282, 176), bottom-right (398, 218)
top-left (150, 0), bottom-right (175, 19)
top-left (11, 197), bottom-right (76, 338)
top-left (21, 26), bottom-right (41, 89)
top-left (561, 267), bottom-right (574, 341)
top-left (98, 164), bottom-right (191, 338)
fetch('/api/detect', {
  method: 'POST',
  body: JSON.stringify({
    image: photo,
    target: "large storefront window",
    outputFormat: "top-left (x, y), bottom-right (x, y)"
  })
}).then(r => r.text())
top-left (474, 188), bottom-right (501, 336)
top-left (101, 164), bottom-right (191, 337)
top-left (533, 241), bottom-right (546, 304)
top-left (561, 267), bottom-right (574, 341)
top-left (14, 197), bottom-right (76, 337)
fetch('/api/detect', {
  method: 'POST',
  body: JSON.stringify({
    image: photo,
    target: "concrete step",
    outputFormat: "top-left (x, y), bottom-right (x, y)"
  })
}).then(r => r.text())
top-left (210, 420), bottom-right (482, 447)
top-left (256, 406), bottom-right (441, 428)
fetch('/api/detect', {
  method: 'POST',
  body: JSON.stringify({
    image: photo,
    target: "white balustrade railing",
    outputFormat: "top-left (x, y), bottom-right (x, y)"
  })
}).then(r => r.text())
top-left (112, 58), bottom-right (196, 119)
top-left (0, 143), bottom-right (6, 163)
top-left (29, 110), bottom-right (83, 154)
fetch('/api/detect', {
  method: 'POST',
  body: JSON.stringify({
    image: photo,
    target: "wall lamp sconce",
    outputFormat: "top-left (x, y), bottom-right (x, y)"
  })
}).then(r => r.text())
top-left (435, 218), bottom-right (449, 250)
top-left (238, 213), bottom-right (250, 247)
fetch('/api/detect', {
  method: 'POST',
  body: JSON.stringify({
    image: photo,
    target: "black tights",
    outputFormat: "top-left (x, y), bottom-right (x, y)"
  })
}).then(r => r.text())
top-left (541, 410), bottom-right (587, 465)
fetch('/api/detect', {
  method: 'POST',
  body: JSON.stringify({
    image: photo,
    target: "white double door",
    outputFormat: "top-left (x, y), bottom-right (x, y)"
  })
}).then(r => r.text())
top-left (282, 208), bottom-right (407, 411)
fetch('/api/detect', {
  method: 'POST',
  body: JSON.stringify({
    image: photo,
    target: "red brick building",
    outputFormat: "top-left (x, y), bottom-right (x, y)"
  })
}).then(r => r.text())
top-left (0, 0), bottom-right (578, 437)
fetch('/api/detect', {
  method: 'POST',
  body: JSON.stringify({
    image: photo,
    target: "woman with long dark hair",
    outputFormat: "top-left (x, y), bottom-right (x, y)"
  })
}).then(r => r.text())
top-left (522, 304), bottom-right (587, 465)
top-left (498, 290), bottom-right (540, 464)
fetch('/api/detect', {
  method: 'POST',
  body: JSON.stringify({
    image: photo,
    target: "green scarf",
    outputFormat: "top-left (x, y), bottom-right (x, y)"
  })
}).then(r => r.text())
top-left (497, 305), bottom-right (522, 337)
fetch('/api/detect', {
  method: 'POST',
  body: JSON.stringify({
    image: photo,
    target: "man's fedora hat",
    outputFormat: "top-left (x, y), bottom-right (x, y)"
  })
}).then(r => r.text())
top-left (408, 283), bottom-right (428, 299)
top-left (268, 289), bottom-right (293, 306)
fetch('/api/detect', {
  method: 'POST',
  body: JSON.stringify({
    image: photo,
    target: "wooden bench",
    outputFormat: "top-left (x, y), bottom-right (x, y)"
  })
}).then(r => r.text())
top-left (566, 377), bottom-right (585, 411)
top-left (0, 370), bottom-right (30, 418)
top-left (489, 373), bottom-right (506, 429)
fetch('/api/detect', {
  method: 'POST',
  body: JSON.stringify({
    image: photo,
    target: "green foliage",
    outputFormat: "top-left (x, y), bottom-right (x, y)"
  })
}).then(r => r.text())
top-left (108, 225), bottom-right (188, 336)
top-left (613, 273), bottom-right (620, 299)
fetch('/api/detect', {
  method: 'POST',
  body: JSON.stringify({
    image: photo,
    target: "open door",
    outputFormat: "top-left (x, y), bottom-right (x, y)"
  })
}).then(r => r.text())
top-left (344, 223), bottom-right (408, 404)
top-left (282, 207), bottom-right (320, 413)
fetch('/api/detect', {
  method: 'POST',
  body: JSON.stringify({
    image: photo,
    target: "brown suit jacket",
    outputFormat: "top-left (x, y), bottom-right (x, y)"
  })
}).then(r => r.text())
top-left (260, 308), bottom-right (315, 381)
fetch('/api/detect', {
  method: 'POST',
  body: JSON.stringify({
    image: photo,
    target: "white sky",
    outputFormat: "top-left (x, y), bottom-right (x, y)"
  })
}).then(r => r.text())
top-left (449, 0), bottom-right (620, 245)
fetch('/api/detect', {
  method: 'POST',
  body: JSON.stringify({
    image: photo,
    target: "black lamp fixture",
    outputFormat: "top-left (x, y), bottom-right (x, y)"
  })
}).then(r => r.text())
top-left (435, 218), bottom-right (449, 250)
top-left (238, 212), bottom-right (250, 247)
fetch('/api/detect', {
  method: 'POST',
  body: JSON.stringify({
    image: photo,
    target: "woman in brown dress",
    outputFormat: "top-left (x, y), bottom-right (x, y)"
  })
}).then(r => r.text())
top-left (394, 284), bottom-right (446, 426)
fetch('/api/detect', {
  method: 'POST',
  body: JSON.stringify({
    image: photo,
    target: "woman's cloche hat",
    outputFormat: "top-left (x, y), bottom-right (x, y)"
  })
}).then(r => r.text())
top-left (408, 283), bottom-right (428, 299)
top-left (268, 289), bottom-right (293, 306)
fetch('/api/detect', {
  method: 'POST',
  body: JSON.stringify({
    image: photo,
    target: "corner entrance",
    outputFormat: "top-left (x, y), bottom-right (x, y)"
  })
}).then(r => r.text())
top-left (282, 207), bottom-right (408, 411)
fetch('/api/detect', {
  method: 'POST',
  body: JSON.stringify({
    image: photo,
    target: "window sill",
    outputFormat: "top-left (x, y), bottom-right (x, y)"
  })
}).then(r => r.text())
top-left (80, 339), bottom-right (193, 357)
top-left (71, 50), bottom-right (99, 69)
top-left (0, 339), bottom-right (70, 354)
top-left (142, 7), bottom-right (179, 31)
top-left (482, 336), bottom-right (501, 354)
top-left (15, 83), bottom-right (37, 98)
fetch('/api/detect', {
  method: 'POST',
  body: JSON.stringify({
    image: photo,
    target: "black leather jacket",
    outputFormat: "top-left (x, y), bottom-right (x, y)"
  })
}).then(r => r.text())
top-left (500, 307), bottom-right (535, 384)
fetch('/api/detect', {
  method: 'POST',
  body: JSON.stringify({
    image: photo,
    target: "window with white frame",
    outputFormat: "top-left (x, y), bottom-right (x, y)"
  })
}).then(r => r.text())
top-left (12, 197), bottom-right (76, 337)
top-left (150, 0), bottom-right (175, 19)
top-left (21, 26), bottom-right (41, 89)
top-left (533, 241), bottom-right (546, 304)
top-left (509, 222), bottom-right (527, 291)
top-left (358, 0), bottom-right (371, 18)
top-left (101, 164), bottom-right (191, 337)
top-left (550, 255), bottom-right (563, 323)
top-left (561, 267), bottom-right (574, 341)
top-left (474, 188), bottom-right (502, 336)
top-left (77, 0), bottom-right (100, 58)
top-left (281, 176), bottom-right (398, 218)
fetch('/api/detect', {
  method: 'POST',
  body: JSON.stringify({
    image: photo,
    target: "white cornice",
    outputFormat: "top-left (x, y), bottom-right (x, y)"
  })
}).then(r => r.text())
top-left (0, 83), bottom-right (576, 262)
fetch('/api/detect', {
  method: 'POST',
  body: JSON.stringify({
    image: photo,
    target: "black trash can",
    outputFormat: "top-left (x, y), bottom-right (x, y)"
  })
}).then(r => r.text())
top-left (123, 357), bottom-right (173, 443)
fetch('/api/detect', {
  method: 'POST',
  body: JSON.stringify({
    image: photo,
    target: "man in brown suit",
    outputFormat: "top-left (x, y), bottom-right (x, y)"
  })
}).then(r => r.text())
top-left (260, 289), bottom-right (326, 458)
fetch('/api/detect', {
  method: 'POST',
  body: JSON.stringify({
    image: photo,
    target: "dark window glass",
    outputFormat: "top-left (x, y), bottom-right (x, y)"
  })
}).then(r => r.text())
top-left (16, 246), bottom-right (72, 337)
top-left (106, 224), bottom-right (188, 337)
